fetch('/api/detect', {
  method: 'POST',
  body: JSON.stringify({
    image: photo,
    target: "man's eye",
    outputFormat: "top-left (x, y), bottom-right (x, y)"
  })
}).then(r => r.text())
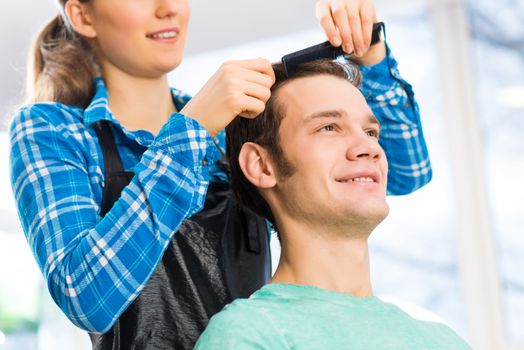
top-left (366, 129), bottom-right (380, 138)
top-left (320, 124), bottom-right (336, 132)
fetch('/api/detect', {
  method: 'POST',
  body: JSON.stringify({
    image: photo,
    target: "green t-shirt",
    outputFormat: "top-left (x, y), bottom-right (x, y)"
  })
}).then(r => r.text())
top-left (195, 283), bottom-right (472, 349)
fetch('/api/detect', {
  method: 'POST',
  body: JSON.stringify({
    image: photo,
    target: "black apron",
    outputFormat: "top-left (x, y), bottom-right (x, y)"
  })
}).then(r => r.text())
top-left (89, 120), bottom-right (271, 349)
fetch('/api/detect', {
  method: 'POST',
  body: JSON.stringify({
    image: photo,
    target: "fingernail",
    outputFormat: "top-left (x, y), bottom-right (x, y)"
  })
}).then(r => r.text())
top-left (355, 48), bottom-right (362, 57)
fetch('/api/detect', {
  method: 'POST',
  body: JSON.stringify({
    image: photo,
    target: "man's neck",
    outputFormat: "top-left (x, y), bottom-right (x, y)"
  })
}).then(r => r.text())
top-left (270, 220), bottom-right (373, 297)
top-left (103, 66), bottom-right (175, 135)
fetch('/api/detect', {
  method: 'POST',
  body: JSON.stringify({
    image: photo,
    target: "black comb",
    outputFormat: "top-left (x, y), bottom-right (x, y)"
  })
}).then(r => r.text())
top-left (282, 22), bottom-right (384, 77)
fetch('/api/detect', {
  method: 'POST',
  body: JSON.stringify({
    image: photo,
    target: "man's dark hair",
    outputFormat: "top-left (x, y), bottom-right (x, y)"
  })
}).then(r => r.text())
top-left (226, 59), bottom-right (362, 228)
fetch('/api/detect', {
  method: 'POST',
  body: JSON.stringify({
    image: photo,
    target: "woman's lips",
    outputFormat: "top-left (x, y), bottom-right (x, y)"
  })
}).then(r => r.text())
top-left (146, 28), bottom-right (179, 43)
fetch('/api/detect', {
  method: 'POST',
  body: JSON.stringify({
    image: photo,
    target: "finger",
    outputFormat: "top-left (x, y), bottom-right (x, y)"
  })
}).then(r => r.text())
top-left (360, 1), bottom-right (375, 50)
top-left (346, 2), bottom-right (364, 57)
top-left (238, 67), bottom-right (275, 89)
top-left (241, 81), bottom-right (272, 104)
top-left (227, 58), bottom-right (275, 84)
top-left (316, 1), bottom-right (341, 47)
top-left (330, 1), bottom-right (354, 53)
top-left (238, 95), bottom-right (266, 119)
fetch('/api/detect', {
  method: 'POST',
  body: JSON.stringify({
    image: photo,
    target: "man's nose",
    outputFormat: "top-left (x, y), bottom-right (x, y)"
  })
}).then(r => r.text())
top-left (345, 131), bottom-right (383, 162)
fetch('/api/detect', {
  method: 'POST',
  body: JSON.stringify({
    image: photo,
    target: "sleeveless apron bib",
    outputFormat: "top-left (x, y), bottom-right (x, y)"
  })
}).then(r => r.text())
top-left (89, 120), bottom-right (271, 349)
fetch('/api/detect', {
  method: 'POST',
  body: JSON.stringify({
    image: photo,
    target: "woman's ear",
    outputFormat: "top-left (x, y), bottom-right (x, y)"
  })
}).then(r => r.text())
top-left (65, 0), bottom-right (97, 38)
top-left (238, 142), bottom-right (276, 189)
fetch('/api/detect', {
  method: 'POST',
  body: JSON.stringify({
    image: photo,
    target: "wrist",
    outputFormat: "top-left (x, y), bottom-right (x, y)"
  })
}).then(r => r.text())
top-left (352, 41), bottom-right (387, 66)
top-left (180, 101), bottom-right (221, 138)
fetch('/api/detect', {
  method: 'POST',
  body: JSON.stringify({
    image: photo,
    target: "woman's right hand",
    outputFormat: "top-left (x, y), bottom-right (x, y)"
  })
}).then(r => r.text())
top-left (181, 58), bottom-right (275, 137)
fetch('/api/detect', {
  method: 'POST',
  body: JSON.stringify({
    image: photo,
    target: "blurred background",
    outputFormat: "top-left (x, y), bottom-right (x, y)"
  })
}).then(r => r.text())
top-left (0, 0), bottom-right (523, 349)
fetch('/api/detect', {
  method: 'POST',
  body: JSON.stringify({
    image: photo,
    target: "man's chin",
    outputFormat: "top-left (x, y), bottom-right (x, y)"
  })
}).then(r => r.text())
top-left (341, 199), bottom-right (389, 218)
top-left (338, 204), bottom-right (390, 234)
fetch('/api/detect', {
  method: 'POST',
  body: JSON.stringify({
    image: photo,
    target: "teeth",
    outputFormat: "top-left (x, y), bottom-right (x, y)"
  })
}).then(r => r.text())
top-left (337, 177), bottom-right (374, 183)
top-left (148, 31), bottom-right (177, 39)
top-left (353, 177), bottom-right (373, 182)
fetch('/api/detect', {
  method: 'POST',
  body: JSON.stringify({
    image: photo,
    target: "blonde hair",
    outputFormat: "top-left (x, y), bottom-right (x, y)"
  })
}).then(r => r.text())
top-left (27, 0), bottom-right (100, 107)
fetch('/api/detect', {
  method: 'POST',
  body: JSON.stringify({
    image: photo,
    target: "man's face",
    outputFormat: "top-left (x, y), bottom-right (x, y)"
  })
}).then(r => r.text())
top-left (268, 74), bottom-right (389, 235)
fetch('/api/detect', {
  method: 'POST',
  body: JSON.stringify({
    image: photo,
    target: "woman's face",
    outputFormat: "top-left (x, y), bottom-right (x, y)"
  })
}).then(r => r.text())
top-left (85, 0), bottom-right (191, 78)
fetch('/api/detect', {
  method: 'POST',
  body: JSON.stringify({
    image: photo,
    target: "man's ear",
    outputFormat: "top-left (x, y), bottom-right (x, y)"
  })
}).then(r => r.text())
top-left (238, 142), bottom-right (277, 189)
top-left (65, 0), bottom-right (97, 38)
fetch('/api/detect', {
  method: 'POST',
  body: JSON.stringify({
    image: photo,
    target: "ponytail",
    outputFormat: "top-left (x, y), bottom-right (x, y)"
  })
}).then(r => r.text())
top-left (27, 14), bottom-right (100, 108)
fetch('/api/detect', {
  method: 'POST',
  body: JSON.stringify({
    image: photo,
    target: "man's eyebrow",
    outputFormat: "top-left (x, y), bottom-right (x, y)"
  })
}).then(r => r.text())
top-left (304, 109), bottom-right (346, 121)
top-left (367, 114), bottom-right (381, 130)
top-left (304, 109), bottom-right (381, 129)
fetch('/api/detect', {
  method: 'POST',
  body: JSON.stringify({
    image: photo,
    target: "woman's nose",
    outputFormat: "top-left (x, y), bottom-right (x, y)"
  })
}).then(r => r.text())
top-left (155, 0), bottom-right (179, 19)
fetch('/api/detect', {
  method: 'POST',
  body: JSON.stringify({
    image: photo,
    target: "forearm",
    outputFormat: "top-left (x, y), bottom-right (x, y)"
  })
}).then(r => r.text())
top-left (358, 46), bottom-right (432, 194)
top-left (10, 107), bottom-right (219, 332)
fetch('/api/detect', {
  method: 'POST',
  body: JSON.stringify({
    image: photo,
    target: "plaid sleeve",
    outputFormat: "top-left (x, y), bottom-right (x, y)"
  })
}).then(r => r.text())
top-left (359, 46), bottom-right (432, 195)
top-left (9, 105), bottom-right (220, 332)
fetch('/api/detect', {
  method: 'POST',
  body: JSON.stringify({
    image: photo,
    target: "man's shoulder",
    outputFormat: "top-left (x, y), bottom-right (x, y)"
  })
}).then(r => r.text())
top-left (205, 296), bottom-right (277, 332)
top-left (194, 296), bottom-right (289, 349)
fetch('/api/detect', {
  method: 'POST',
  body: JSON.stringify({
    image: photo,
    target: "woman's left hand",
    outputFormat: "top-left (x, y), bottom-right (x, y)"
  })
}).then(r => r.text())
top-left (316, 0), bottom-right (378, 57)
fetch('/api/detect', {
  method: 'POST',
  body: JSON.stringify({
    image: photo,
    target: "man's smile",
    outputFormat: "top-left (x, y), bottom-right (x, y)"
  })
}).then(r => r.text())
top-left (334, 170), bottom-right (380, 184)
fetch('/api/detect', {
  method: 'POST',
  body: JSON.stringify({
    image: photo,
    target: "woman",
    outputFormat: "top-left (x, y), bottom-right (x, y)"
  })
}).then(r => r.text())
top-left (9, 0), bottom-right (432, 348)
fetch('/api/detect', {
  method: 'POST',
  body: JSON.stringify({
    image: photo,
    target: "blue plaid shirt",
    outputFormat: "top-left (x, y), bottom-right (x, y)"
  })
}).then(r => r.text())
top-left (9, 50), bottom-right (431, 333)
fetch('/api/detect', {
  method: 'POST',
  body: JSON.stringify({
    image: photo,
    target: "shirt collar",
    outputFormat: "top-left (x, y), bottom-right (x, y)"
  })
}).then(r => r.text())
top-left (83, 77), bottom-right (117, 127)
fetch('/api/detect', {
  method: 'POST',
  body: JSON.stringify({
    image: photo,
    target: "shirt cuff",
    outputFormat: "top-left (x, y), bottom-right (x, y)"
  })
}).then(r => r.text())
top-left (358, 44), bottom-right (415, 100)
top-left (150, 112), bottom-right (222, 171)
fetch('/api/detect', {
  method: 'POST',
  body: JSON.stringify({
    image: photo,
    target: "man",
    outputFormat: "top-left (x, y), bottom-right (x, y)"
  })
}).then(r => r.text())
top-left (194, 60), bottom-right (472, 349)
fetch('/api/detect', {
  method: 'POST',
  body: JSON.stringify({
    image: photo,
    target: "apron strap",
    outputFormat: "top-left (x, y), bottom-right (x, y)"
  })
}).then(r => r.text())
top-left (92, 120), bottom-right (134, 217)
